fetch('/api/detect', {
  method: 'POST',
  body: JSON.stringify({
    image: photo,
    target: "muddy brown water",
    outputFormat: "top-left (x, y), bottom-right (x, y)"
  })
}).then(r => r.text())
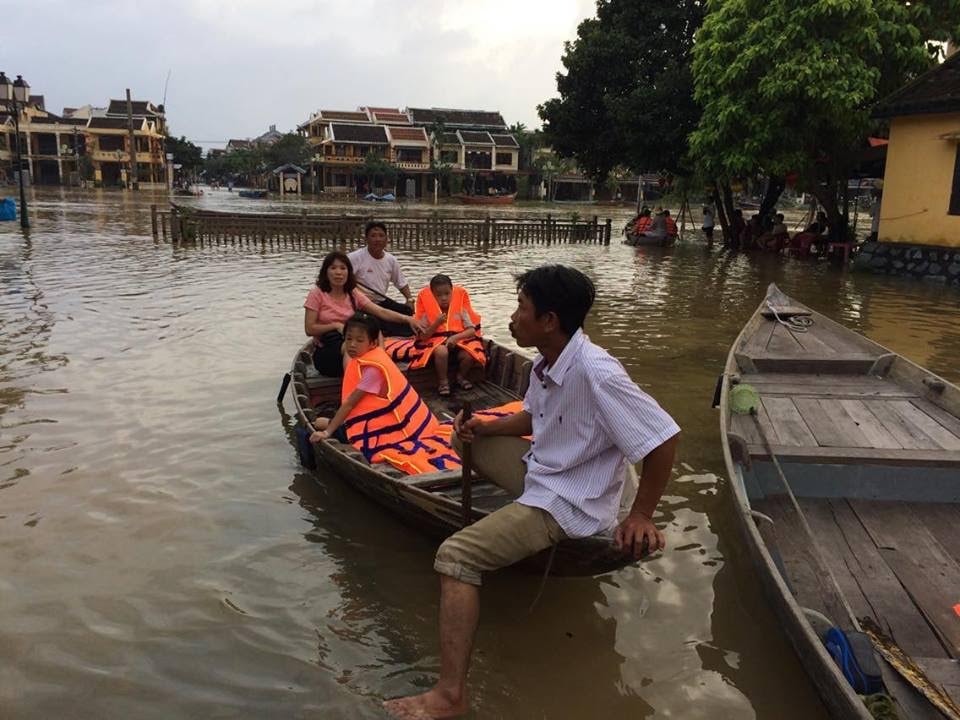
top-left (2, 187), bottom-right (959, 719)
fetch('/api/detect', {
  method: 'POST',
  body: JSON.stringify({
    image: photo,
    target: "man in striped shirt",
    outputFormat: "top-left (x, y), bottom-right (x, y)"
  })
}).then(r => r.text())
top-left (385, 265), bottom-right (680, 720)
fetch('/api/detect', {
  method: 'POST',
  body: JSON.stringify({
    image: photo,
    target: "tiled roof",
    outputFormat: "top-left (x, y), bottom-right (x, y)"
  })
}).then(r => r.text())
top-left (372, 111), bottom-right (411, 124)
top-left (363, 106), bottom-right (401, 113)
top-left (873, 52), bottom-right (960, 118)
top-left (227, 139), bottom-right (252, 148)
top-left (60, 117), bottom-right (89, 125)
top-left (89, 117), bottom-right (144, 130)
top-left (458, 130), bottom-right (494, 145)
top-left (107, 99), bottom-right (161, 116)
top-left (408, 107), bottom-right (507, 129)
top-left (29, 95), bottom-right (45, 109)
top-left (440, 132), bottom-right (461, 145)
top-left (388, 126), bottom-right (428, 143)
top-left (330, 123), bottom-right (389, 143)
top-left (491, 133), bottom-right (519, 148)
top-left (320, 110), bottom-right (370, 122)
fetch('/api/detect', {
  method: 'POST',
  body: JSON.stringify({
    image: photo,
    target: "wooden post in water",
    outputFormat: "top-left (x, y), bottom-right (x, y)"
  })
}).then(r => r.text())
top-left (604, 218), bottom-right (612, 245)
top-left (151, 205), bottom-right (158, 238)
top-left (160, 212), bottom-right (167, 241)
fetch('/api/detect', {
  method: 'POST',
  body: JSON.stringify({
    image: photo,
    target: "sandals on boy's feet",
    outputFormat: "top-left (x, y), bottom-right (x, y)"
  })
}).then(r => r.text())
top-left (438, 383), bottom-right (451, 397)
top-left (456, 378), bottom-right (474, 391)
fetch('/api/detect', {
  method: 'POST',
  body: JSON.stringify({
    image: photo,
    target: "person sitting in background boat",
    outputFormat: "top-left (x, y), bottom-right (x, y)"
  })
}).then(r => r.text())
top-left (384, 265), bottom-right (680, 720)
top-left (790, 211), bottom-right (829, 257)
top-left (304, 251), bottom-right (424, 377)
top-left (413, 274), bottom-right (486, 397)
top-left (641, 207), bottom-right (669, 241)
top-left (309, 312), bottom-right (460, 474)
top-left (630, 206), bottom-right (652, 235)
top-left (348, 221), bottom-right (416, 336)
top-left (759, 213), bottom-right (789, 252)
top-left (664, 210), bottom-right (679, 240)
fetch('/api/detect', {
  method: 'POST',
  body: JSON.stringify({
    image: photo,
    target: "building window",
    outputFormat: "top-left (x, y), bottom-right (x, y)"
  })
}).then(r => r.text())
top-left (440, 150), bottom-right (458, 164)
top-left (397, 147), bottom-right (422, 163)
top-left (496, 152), bottom-right (513, 166)
top-left (99, 135), bottom-right (124, 152)
top-left (951, 144), bottom-right (960, 216)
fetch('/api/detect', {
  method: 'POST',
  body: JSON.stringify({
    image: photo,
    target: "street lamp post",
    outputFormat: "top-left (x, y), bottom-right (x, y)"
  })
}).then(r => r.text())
top-left (11, 74), bottom-right (30, 229)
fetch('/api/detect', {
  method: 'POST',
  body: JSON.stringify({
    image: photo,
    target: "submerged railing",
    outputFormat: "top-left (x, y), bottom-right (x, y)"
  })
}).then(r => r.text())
top-left (151, 205), bottom-right (613, 247)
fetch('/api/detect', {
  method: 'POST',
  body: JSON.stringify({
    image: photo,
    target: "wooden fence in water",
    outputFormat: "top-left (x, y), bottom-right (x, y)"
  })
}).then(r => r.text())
top-left (151, 205), bottom-right (613, 248)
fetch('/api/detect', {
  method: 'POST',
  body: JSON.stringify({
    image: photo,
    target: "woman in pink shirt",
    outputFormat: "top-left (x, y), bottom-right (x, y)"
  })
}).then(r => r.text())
top-left (304, 251), bottom-right (423, 376)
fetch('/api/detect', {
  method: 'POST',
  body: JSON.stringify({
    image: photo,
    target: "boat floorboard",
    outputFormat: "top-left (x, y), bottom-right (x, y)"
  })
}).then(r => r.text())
top-left (730, 376), bottom-right (960, 463)
top-left (753, 495), bottom-right (960, 707)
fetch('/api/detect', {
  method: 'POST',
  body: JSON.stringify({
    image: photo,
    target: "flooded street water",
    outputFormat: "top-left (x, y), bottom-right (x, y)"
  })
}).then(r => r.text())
top-left (3, 187), bottom-right (960, 719)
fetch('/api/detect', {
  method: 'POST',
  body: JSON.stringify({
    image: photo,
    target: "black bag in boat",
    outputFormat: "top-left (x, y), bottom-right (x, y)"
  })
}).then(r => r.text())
top-left (313, 330), bottom-right (346, 377)
top-left (376, 297), bottom-right (414, 337)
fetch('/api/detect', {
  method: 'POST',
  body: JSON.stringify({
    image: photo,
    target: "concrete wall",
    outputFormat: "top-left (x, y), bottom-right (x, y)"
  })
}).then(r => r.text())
top-left (879, 113), bottom-right (960, 248)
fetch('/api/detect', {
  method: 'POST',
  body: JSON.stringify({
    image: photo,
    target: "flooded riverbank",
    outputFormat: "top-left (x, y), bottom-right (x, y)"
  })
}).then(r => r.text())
top-left (2, 187), bottom-right (959, 719)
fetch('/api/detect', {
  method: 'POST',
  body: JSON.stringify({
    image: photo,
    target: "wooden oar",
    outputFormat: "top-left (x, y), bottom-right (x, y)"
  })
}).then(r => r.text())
top-left (356, 279), bottom-right (389, 302)
top-left (461, 400), bottom-right (473, 526)
top-left (277, 372), bottom-right (291, 404)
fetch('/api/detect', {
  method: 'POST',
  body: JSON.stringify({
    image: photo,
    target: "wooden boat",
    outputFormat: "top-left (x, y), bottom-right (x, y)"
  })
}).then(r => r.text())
top-left (720, 284), bottom-right (960, 719)
top-left (287, 337), bottom-right (643, 577)
top-left (622, 222), bottom-right (676, 247)
top-left (453, 193), bottom-right (516, 206)
top-left (238, 189), bottom-right (268, 199)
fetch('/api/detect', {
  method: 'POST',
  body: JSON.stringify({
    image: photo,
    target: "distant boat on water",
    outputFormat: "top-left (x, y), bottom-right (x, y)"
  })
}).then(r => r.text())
top-left (238, 189), bottom-right (268, 199)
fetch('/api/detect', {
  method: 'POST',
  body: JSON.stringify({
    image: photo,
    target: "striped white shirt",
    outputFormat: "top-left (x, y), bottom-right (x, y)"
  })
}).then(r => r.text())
top-left (519, 330), bottom-right (680, 538)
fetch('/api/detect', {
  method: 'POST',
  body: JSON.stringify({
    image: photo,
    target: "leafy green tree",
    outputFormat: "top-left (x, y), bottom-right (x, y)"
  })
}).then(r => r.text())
top-left (165, 135), bottom-right (203, 174)
top-left (225, 146), bottom-right (266, 186)
top-left (538, 0), bottom-right (704, 184)
top-left (264, 133), bottom-right (311, 168)
top-left (534, 152), bottom-right (575, 201)
top-left (690, 0), bottom-right (956, 238)
top-left (362, 151), bottom-right (398, 193)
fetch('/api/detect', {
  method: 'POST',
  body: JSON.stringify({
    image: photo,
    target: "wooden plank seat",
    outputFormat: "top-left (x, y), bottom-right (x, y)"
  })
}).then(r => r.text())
top-left (731, 382), bottom-right (960, 466)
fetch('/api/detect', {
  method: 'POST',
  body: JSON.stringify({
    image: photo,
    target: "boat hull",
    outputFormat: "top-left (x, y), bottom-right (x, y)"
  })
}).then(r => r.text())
top-left (719, 283), bottom-right (960, 718)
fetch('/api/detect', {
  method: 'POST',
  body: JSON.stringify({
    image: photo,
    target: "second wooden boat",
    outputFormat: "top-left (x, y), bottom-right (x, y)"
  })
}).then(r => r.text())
top-left (720, 284), bottom-right (960, 719)
top-left (288, 337), bottom-right (644, 577)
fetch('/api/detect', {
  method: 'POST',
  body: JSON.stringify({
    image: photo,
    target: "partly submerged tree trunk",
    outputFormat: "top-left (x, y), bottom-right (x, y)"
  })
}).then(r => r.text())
top-left (758, 175), bottom-right (785, 224)
top-left (712, 181), bottom-right (730, 242)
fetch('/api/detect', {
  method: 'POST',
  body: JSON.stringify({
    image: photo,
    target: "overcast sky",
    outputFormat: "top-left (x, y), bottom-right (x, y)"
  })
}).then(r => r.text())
top-left (2, 0), bottom-right (595, 149)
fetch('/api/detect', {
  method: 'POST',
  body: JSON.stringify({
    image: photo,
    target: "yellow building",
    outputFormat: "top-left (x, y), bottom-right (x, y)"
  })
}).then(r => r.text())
top-left (874, 52), bottom-right (960, 248)
top-left (0, 72), bottom-right (168, 188)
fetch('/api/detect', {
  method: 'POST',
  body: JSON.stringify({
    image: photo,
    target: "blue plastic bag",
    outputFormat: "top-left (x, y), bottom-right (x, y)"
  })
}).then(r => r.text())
top-left (0, 197), bottom-right (16, 221)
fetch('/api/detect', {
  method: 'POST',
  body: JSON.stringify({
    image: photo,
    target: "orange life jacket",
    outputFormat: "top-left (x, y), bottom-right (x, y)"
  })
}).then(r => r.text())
top-left (633, 216), bottom-right (652, 234)
top-left (405, 286), bottom-right (486, 370)
top-left (665, 216), bottom-right (678, 236)
top-left (341, 346), bottom-right (461, 474)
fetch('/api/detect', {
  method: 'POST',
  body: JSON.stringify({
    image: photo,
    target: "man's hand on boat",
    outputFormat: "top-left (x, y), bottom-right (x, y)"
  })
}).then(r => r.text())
top-left (614, 511), bottom-right (664, 559)
top-left (453, 410), bottom-right (485, 442)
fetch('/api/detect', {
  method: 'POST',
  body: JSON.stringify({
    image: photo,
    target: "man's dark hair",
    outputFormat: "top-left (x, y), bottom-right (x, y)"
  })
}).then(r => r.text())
top-left (515, 265), bottom-right (595, 337)
top-left (316, 250), bottom-right (357, 294)
top-left (430, 273), bottom-right (453, 291)
top-left (364, 220), bottom-right (387, 237)
top-left (344, 311), bottom-right (381, 342)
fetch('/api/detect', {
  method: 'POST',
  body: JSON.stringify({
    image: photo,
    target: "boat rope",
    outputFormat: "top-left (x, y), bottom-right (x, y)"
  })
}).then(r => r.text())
top-left (528, 543), bottom-right (558, 614)
top-left (766, 301), bottom-right (814, 333)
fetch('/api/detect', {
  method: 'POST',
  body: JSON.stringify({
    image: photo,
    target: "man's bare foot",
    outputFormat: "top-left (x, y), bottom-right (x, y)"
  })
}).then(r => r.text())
top-left (383, 688), bottom-right (467, 719)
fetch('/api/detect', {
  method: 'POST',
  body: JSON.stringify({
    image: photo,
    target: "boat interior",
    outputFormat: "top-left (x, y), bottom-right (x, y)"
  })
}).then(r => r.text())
top-left (295, 338), bottom-right (530, 513)
top-left (727, 293), bottom-right (960, 710)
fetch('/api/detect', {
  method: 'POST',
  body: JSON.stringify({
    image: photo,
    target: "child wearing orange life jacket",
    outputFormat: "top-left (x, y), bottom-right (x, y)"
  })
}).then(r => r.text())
top-left (415, 274), bottom-right (486, 397)
top-left (310, 312), bottom-right (460, 475)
